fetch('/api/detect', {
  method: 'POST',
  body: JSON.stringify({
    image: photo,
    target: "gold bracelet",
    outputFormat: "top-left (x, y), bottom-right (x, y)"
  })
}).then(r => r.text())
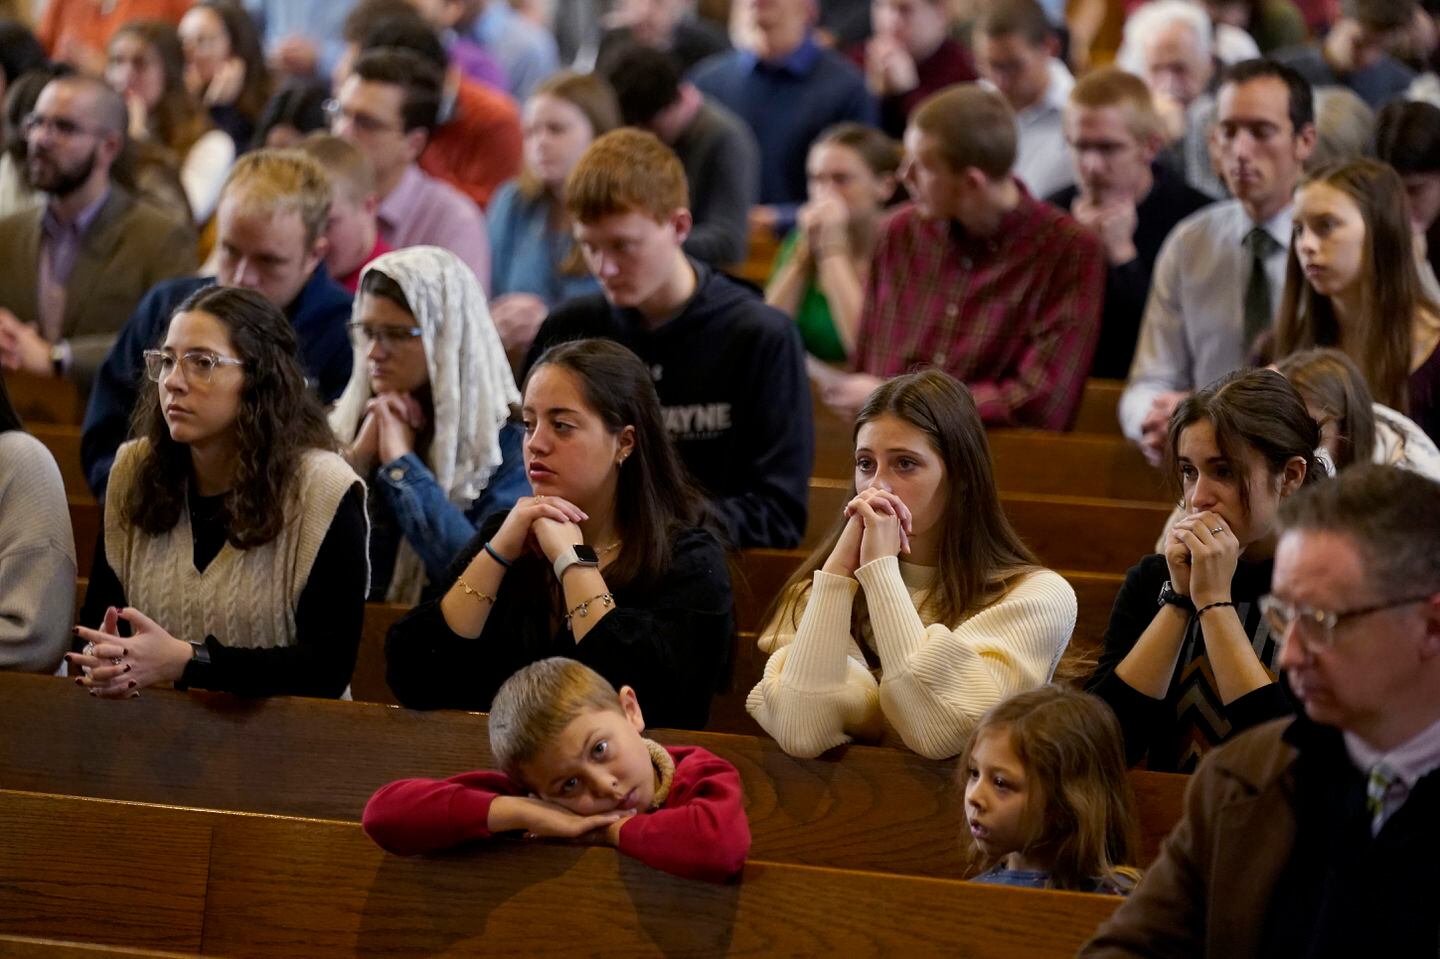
top-left (457, 577), bottom-right (497, 605)
top-left (565, 592), bottom-right (614, 630)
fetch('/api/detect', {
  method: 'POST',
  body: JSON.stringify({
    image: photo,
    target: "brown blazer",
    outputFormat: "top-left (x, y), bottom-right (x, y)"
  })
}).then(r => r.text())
top-left (1080, 718), bottom-right (1300, 959)
top-left (0, 185), bottom-right (197, 388)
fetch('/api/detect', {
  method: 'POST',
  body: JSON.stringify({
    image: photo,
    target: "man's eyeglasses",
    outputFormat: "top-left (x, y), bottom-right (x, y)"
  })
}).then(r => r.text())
top-left (143, 349), bottom-right (245, 384)
top-left (323, 99), bottom-right (402, 135)
top-left (1259, 593), bottom-right (1434, 652)
top-left (22, 113), bottom-right (104, 139)
top-left (348, 322), bottom-right (424, 349)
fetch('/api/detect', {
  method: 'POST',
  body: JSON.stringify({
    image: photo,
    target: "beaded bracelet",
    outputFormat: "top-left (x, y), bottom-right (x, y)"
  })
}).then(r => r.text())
top-left (565, 592), bottom-right (614, 630)
top-left (457, 577), bottom-right (497, 605)
top-left (1196, 600), bottom-right (1236, 619)
top-left (483, 541), bottom-right (513, 569)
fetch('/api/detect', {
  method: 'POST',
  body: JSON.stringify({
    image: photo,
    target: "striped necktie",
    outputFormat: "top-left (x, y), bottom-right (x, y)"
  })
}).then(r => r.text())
top-left (1366, 760), bottom-right (1405, 836)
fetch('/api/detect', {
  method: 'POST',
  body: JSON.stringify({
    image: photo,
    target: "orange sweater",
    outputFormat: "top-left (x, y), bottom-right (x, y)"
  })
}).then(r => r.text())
top-left (420, 77), bottom-right (522, 210)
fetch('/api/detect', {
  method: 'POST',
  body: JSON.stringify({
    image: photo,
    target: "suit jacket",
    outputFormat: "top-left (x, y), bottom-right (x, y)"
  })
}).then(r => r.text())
top-left (0, 186), bottom-right (197, 388)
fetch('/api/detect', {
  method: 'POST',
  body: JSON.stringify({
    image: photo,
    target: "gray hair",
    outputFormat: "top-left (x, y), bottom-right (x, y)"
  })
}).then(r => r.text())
top-left (1279, 464), bottom-right (1440, 595)
top-left (1118, 0), bottom-right (1213, 74)
top-left (1306, 86), bottom-right (1376, 172)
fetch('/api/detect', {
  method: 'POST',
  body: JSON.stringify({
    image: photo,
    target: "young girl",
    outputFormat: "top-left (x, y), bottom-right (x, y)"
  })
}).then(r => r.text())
top-left (962, 685), bottom-right (1142, 894)
top-left (1275, 158), bottom-right (1440, 444)
top-left (765, 123), bottom-right (900, 364)
top-left (747, 369), bottom-right (1077, 761)
top-left (330, 246), bottom-right (526, 605)
top-left (107, 19), bottom-right (236, 223)
top-left (487, 72), bottom-right (620, 357)
top-left (70, 285), bottom-right (368, 699)
top-left (1086, 368), bottom-right (1324, 772)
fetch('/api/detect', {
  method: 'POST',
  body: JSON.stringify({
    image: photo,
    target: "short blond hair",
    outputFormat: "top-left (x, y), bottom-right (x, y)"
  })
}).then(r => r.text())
top-left (489, 658), bottom-right (625, 777)
top-left (1067, 67), bottom-right (1165, 145)
top-left (220, 148), bottom-right (332, 247)
top-left (565, 128), bottom-right (689, 224)
top-left (297, 133), bottom-right (376, 203)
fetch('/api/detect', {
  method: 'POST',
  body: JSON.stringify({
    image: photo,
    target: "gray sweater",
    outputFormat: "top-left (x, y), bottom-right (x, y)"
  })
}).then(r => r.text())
top-left (0, 430), bottom-right (75, 672)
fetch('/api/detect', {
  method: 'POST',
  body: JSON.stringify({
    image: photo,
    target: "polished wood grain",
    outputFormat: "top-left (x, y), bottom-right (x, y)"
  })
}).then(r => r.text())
top-left (0, 789), bottom-right (1123, 959)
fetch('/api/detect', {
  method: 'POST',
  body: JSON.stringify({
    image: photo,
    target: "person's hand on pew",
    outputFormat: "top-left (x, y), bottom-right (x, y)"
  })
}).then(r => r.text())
top-left (69, 607), bottom-right (193, 699)
top-left (818, 372), bottom-right (885, 421)
top-left (1138, 390), bottom-right (1189, 467)
top-left (488, 795), bottom-right (636, 841)
top-left (0, 309), bottom-right (54, 377)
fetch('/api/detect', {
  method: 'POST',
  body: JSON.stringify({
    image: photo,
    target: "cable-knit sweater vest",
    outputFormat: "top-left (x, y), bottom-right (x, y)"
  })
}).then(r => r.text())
top-left (103, 439), bottom-right (360, 649)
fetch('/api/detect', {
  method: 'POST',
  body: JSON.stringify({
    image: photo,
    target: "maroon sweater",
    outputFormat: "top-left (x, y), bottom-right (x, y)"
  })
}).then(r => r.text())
top-left (362, 745), bottom-right (750, 883)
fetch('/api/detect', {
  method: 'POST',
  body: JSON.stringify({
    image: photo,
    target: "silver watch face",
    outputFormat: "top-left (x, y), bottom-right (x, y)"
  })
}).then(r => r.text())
top-left (572, 545), bottom-right (599, 565)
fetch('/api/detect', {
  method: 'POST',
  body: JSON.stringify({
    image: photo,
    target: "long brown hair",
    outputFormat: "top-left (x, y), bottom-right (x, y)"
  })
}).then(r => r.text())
top-left (110, 20), bottom-right (214, 159)
top-left (1275, 347), bottom-right (1378, 469)
top-left (124, 286), bottom-right (339, 549)
top-left (517, 71), bottom-right (621, 203)
top-left (957, 685), bottom-right (1142, 892)
top-left (768, 370), bottom-right (1039, 635)
top-left (1276, 158), bottom-right (1432, 412)
top-left (1164, 368), bottom-right (1326, 515)
top-left (193, 0), bottom-right (273, 123)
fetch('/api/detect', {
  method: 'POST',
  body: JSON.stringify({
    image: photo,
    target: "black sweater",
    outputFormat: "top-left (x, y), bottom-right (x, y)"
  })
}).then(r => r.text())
top-left (526, 260), bottom-right (814, 550)
top-left (1048, 166), bottom-right (1213, 379)
top-left (80, 485), bottom-right (368, 698)
top-left (1085, 553), bottom-right (1292, 772)
top-left (384, 511), bottom-right (735, 729)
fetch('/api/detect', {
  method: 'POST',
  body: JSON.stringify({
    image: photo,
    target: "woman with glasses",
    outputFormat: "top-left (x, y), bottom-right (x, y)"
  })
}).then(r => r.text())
top-left (1085, 368), bottom-right (1326, 772)
top-left (70, 285), bottom-right (368, 699)
top-left (330, 246), bottom-right (527, 604)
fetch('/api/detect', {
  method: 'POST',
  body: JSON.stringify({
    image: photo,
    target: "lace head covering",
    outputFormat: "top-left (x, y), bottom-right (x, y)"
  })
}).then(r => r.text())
top-left (330, 246), bottom-right (521, 602)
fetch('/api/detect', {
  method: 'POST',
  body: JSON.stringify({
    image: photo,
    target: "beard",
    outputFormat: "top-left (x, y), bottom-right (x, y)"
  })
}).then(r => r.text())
top-left (25, 145), bottom-right (98, 197)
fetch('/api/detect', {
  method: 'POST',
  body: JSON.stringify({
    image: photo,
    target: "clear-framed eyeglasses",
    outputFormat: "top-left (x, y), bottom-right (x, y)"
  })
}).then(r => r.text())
top-left (1258, 593), bottom-right (1434, 652)
top-left (143, 349), bottom-right (245, 384)
top-left (347, 322), bottom-right (424, 349)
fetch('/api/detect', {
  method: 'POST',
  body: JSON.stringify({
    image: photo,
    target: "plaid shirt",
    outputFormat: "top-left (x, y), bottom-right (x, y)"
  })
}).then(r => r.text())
top-left (853, 190), bottom-right (1105, 430)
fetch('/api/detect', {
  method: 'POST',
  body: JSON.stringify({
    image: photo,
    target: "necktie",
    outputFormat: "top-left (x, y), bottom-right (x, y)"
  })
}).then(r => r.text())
top-left (1366, 760), bottom-right (1406, 836)
top-left (1243, 227), bottom-right (1279, 350)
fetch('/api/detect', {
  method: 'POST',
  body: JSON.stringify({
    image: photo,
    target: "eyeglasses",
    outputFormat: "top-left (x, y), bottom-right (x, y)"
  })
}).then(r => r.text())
top-left (143, 349), bottom-right (245, 384)
top-left (22, 113), bottom-right (104, 139)
top-left (1259, 593), bottom-right (1434, 652)
top-left (323, 99), bottom-right (402, 135)
top-left (348, 322), bottom-right (424, 349)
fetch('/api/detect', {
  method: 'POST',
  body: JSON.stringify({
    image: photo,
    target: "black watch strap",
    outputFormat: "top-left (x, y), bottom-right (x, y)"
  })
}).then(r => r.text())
top-left (1157, 581), bottom-right (1195, 613)
top-left (174, 638), bottom-right (214, 691)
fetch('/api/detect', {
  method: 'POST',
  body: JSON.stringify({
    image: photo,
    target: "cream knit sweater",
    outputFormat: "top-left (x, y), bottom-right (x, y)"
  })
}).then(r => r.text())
top-left (747, 556), bottom-right (1077, 760)
top-left (0, 431), bottom-right (76, 672)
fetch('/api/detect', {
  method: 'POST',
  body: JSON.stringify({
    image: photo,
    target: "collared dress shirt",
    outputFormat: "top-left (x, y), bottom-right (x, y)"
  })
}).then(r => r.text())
top-left (376, 165), bottom-right (491, 293)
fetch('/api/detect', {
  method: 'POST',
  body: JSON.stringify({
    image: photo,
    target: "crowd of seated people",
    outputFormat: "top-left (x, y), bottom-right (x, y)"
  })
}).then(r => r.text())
top-left (6, 0), bottom-right (1440, 951)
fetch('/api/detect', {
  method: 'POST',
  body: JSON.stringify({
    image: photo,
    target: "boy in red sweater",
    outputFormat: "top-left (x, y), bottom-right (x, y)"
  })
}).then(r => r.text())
top-left (362, 657), bottom-right (751, 883)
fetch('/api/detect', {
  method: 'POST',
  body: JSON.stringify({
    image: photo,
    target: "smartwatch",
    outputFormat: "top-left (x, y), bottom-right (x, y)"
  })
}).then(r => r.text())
top-left (553, 544), bottom-right (599, 580)
top-left (1157, 580), bottom-right (1195, 614)
top-left (174, 639), bottom-right (213, 691)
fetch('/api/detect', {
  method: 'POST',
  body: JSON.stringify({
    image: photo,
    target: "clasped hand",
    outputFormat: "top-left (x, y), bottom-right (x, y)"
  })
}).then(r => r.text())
top-left (68, 606), bottom-right (193, 698)
top-left (489, 495), bottom-right (589, 566)
top-left (1164, 510), bottom-right (1239, 608)
top-left (824, 486), bottom-right (913, 577)
top-left (489, 794), bottom-right (636, 846)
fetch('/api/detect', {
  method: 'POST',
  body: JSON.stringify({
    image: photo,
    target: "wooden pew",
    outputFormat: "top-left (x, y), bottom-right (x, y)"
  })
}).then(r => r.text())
top-left (0, 672), bottom-right (1188, 874)
top-left (2, 370), bottom-right (84, 425)
top-left (728, 218), bottom-right (781, 287)
top-left (0, 936), bottom-right (203, 957)
top-left (0, 788), bottom-right (1122, 959)
top-left (1074, 379), bottom-right (1125, 435)
top-left (805, 480), bottom-right (1167, 572)
top-left (28, 423), bottom-right (92, 503)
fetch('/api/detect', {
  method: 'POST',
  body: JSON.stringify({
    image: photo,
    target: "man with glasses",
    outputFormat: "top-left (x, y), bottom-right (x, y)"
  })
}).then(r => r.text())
top-left (1085, 464), bottom-right (1440, 958)
top-left (80, 149), bottom-right (353, 499)
top-left (0, 74), bottom-right (196, 392)
top-left (331, 48), bottom-right (490, 290)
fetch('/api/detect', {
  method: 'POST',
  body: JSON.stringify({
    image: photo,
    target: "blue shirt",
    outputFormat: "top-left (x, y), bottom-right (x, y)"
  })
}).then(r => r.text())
top-left (81, 268), bottom-right (354, 498)
top-left (487, 180), bottom-right (600, 307)
top-left (689, 33), bottom-right (877, 213)
top-left (468, 1), bottom-right (559, 101)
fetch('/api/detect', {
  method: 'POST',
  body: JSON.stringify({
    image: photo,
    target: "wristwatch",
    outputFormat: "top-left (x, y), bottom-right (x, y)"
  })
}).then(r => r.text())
top-left (1157, 580), bottom-right (1195, 613)
top-left (173, 640), bottom-right (213, 691)
top-left (49, 341), bottom-right (68, 377)
top-left (553, 544), bottom-right (599, 581)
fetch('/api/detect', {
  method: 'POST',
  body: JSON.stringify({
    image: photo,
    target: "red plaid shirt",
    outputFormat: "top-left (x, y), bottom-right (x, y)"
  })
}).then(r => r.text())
top-left (853, 190), bottom-right (1105, 430)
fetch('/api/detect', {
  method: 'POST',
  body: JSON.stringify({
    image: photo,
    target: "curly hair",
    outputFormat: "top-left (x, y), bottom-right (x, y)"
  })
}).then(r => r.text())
top-left (124, 285), bottom-right (339, 549)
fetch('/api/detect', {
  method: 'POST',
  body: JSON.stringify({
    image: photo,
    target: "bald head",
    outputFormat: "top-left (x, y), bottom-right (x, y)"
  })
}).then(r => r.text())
top-left (45, 74), bottom-right (129, 139)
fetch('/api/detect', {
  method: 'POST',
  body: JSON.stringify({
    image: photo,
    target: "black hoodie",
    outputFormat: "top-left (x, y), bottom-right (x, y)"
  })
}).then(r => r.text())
top-left (527, 260), bottom-right (813, 549)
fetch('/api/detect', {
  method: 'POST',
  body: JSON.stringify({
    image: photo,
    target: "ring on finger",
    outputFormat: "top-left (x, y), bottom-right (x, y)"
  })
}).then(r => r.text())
top-left (1210, 526), bottom-right (1224, 534)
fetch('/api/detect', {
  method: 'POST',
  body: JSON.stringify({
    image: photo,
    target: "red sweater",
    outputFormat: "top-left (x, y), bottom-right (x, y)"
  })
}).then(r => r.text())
top-left (362, 745), bottom-right (750, 883)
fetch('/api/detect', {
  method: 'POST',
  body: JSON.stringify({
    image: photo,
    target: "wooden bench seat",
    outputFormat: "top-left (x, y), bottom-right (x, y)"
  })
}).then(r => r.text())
top-left (3, 370), bottom-right (84, 425)
top-left (0, 788), bottom-right (1121, 958)
top-left (0, 672), bottom-right (1188, 876)
top-left (0, 936), bottom-right (203, 958)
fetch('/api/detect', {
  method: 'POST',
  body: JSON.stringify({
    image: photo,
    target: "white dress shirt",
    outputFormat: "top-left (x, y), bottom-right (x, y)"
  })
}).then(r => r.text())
top-left (1012, 58), bottom-right (1076, 200)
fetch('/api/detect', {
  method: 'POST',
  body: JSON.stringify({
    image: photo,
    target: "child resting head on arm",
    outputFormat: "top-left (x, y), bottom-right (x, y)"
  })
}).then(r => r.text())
top-left (362, 657), bottom-right (751, 883)
top-left (960, 685), bottom-right (1143, 895)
